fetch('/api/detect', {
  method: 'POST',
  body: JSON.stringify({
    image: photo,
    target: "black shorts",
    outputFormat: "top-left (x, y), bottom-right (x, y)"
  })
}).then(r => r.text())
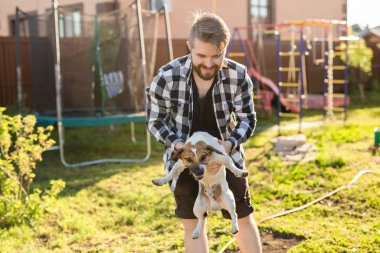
top-left (172, 168), bottom-right (254, 219)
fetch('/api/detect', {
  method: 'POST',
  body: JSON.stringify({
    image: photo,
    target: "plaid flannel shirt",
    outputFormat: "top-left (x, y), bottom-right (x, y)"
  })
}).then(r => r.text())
top-left (146, 54), bottom-right (257, 191)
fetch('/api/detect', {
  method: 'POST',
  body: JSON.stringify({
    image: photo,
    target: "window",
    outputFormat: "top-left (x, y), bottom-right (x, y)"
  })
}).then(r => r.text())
top-left (96, 2), bottom-right (117, 15)
top-left (55, 4), bottom-right (83, 38)
top-left (9, 11), bottom-right (38, 37)
top-left (59, 10), bottom-right (82, 38)
top-left (148, 0), bottom-right (172, 13)
top-left (10, 18), bottom-right (29, 36)
top-left (250, 0), bottom-right (272, 24)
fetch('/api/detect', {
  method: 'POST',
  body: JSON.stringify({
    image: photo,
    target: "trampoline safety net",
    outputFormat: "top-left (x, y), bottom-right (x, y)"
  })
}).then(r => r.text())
top-left (17, 4), bottom-right (158, 118)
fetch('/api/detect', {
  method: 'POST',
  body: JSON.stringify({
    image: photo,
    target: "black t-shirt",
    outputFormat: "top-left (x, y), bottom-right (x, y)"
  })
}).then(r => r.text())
top-left (190, 76), bottom-right (221, 139)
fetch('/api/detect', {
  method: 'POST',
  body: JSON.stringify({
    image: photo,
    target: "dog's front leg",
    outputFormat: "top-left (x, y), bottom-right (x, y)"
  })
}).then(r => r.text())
top-left (152, 160), bottom-right (185, 186)
top-left (214, 154), bottom-right (248, 178)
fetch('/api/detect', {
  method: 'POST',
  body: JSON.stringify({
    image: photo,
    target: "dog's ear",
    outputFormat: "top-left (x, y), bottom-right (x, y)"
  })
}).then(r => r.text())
top-left (170, 148), bottom-right (183, 160)
top-left (206, 145), bottom-right (224, 155)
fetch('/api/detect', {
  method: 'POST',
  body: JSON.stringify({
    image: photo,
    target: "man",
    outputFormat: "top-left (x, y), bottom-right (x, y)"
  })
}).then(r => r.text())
top-left (146, 12), bottom-right (262, 253)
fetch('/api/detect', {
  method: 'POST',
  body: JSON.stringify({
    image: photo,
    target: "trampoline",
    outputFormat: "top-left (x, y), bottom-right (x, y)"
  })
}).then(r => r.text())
top-left (14, 0), bottom-right (171, 167)
top-left (36, 112), bottom-right (146, 127)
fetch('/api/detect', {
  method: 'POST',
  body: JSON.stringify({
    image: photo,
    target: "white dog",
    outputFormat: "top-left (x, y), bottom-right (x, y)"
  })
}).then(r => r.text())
top-left (152, 131), bottom-right (248, 239)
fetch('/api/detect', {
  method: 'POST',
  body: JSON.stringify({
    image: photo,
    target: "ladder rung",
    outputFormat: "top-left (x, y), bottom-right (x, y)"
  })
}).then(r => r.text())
top-left (281, 37), bottom-right (300, 41)
top-left (325, 66), bottom-right (346, 70)
top-left (279, 112), bottom-right (299, 117)
top-left (324, 93), bottom-right (346, 98)
top-left (324, 79), bottom-right (348, 84)
top-left (264, 30), bottom-right (276, 35)
top-left (279, 52), bottom-right (300, 56)
top-left (279, 82), bottom-right (299, 87)
top-left (332, 79), bottom-right (347, 84)
top-left (335, 46), bottom-right (346, 51)
top-left (314, 59), bottom-right (325, 64)
top-left (279, 67), bottom-right (300, 72)
top-left (228, 52), bottom-right (245, 57)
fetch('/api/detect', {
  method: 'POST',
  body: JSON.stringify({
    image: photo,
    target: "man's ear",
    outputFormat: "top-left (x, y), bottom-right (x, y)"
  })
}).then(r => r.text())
top-left (207, 145), bottom-right (224, 155)
top-left (186, 41), bottom-right (191, 51)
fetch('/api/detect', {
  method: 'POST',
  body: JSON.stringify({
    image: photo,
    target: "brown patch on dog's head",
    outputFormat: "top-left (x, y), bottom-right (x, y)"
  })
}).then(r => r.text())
top-left (171, 141), bottom-right (224, 180)
top-left (194, 141), bottom-right (213, 165)
top-left (170, 143), bottom-right (195, 167)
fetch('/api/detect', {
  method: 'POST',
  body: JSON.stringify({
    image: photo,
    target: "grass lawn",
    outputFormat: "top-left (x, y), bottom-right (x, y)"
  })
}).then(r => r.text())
top-left (1, 85), bottom-right (380, 252)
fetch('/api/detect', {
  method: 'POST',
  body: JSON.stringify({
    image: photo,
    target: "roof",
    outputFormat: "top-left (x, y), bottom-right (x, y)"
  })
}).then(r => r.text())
top-left (357, 26), bottom-right (380, 39)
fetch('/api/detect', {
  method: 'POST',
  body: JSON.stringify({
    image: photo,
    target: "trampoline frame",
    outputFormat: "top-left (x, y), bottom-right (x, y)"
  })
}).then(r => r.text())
top-left (49, 0), bottom-right (151, 167)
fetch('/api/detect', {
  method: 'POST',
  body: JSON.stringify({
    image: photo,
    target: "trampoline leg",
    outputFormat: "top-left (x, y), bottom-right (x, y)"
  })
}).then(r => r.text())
top-left (130, 122), bottom-right (137, 144)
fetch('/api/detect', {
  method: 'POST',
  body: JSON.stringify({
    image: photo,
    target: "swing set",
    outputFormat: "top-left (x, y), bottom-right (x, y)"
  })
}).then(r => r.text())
top-left (227, 19), bottom-right (350, 133)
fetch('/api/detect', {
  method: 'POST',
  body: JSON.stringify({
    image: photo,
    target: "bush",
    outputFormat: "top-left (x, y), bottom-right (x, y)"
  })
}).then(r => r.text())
top-left (0, 108), bottom-right (65, 227)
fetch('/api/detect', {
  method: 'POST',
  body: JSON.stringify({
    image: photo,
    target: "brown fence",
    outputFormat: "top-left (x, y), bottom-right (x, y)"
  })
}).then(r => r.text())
top-left (0, 37), bottom-right (34, 108)
top-left (0, 37), bottom-right (188, 112)
top-left (1, 36), bottom-right (379, 112)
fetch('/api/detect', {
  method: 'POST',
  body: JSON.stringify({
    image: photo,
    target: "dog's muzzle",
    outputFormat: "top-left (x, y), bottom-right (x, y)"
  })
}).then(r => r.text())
top-left (190, 164), bottom-right (206, 180)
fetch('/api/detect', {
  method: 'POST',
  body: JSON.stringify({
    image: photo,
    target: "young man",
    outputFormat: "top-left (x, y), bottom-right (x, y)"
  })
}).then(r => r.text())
top-left (146, 12), bottom-right (262, 253)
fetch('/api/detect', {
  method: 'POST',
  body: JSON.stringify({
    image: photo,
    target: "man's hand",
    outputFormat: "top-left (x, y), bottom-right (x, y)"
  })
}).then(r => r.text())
top-left (174, 141), bottom-right (185, 150)
top-left (223, 140), bottom-right (233, 154)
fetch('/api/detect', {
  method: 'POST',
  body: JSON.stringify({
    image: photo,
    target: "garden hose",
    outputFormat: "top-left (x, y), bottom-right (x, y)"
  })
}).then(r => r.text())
top-left (218, 169), bottom-right (377, 253)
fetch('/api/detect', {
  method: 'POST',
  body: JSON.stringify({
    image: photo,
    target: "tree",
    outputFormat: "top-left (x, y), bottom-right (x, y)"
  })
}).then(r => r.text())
top-left (340, 38), bottom-right (373, 101)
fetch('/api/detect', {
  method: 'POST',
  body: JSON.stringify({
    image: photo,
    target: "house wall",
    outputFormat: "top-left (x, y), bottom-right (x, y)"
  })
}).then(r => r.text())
top-left (1, 0), bottom-right (352, 111)
top-left (274, 0), bottom-right (346, 24)
top-left (1, 0), bottom-right (347, 39)
top-left (0, 0), bottom-right (138, 36)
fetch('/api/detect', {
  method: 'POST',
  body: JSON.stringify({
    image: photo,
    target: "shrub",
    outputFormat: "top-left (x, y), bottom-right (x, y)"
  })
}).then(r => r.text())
top-left (0, 108), bottom-right (65, 227)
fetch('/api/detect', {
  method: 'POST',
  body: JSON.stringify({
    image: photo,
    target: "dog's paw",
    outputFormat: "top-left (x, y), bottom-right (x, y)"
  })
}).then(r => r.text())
top-left (232, 226), bottom-right (239, 234)
top-left (240, 170), bottom-right (249, 177)
top-left (152, 178), bottom-right (164, 186)
top-left (235, 170), bottom-right (248, 178)
top-left (192, 230), bottom-right (200, 239)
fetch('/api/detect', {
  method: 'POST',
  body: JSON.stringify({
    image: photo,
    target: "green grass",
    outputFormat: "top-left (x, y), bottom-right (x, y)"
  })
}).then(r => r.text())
top-left (1, 85), bottom-right (380, 252)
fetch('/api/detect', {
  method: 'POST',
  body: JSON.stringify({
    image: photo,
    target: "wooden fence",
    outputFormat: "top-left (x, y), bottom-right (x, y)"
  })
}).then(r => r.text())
top-left (0, 37), bottom-right (33, 109)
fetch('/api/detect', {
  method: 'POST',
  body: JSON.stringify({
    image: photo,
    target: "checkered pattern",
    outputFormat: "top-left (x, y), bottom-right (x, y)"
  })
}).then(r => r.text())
top-left (146, 54), bottom-right (257, 191)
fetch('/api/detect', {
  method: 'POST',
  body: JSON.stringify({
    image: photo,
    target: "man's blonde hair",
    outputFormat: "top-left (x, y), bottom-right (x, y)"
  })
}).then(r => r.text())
top-left (188, 11), bottom-right (230, 50)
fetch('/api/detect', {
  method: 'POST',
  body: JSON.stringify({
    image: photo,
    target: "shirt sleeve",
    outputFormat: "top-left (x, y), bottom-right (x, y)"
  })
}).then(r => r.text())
top-left (227, 71), bottom-right (257, 149)
top-left (145, 71), bottom-right (184, 150)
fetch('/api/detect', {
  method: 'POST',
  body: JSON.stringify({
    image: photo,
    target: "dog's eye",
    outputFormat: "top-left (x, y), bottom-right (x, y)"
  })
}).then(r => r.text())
top-left (185, 158), bottom-right (192, 163)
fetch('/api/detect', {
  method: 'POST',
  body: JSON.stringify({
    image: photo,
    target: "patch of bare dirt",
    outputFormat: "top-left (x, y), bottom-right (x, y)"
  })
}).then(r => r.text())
top-left (261, 232), bottom-right (305, 253)
top-left (224, 232), bottom-right (305, 253)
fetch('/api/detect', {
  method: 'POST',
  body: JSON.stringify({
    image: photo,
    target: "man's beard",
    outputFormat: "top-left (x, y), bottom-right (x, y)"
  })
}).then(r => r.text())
top-left (193, 63), bottom-right (221, 81)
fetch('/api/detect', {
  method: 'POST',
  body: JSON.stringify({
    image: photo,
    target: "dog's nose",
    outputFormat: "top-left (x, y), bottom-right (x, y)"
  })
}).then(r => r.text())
top-left (191, 165), bottom-right (205, 176)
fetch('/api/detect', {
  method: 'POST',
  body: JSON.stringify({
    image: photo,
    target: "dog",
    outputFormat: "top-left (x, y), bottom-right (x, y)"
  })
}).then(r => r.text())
top-left (152, 131), bottom-right (248, 239)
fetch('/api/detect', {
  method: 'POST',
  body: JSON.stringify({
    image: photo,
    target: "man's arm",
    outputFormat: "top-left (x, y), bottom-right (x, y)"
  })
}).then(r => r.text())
top-left (226, 71), bottom-right (257, 149)
top-left (146, 72), bottom-right (184, 150)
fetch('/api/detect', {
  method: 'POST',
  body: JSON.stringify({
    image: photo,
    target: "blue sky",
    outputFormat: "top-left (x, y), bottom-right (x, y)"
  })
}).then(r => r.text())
top-left (347, 0), bottom-right (380, 28)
